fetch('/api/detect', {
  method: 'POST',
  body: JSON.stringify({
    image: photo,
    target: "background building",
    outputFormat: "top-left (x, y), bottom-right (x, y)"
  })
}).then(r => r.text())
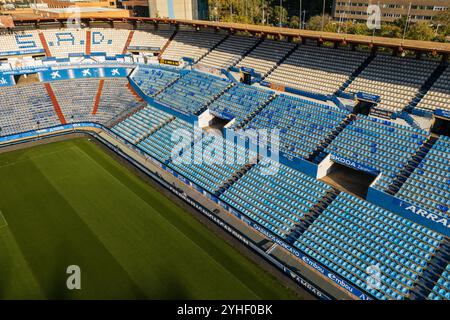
top-left (148, 0), bottom-right (208, 19)
top-left (333, 0), bottom-right (450, 23)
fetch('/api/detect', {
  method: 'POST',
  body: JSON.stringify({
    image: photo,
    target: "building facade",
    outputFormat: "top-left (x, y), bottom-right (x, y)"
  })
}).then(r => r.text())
top-left (148, 0), bottom-right (208, 20)
top-left (333, 0), bottom-right (449, 23)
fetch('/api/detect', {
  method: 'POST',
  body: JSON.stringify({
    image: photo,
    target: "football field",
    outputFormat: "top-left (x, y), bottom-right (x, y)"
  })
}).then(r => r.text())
top-left (0, 138), bottom-right (297, 299)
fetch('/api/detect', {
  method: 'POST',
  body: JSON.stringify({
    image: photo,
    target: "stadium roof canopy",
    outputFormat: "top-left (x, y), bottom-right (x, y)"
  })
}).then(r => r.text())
top-left (11, 17), bottom-right (450, 55)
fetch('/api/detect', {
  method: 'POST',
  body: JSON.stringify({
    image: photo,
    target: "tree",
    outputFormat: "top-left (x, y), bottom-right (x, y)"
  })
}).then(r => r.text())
top-left (380, 23), bottom-right (403, 39)
top-left (406, 21), bottom-right (435, 41)
top-left (289, 15), bottom-right (300, 29)
top-left (307, 14), bottom-right (332, 31)
top-left (269, 5), bottom-right (288, 26)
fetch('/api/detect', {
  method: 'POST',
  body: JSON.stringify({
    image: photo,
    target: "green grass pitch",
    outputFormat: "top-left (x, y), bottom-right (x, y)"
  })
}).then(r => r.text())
top-left (0, 138), bottom-right (297, 299)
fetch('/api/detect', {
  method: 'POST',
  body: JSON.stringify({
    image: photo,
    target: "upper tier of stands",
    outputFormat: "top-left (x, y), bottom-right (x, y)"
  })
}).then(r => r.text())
top-left (397, 135), bottom-right (450, 216)
top-left (0, 30), bottom-right (44, 55)
top-left (128, 29), bottom-right (175, 51)
top-left (207, 83), bottom-right (273, 127)
top-left (242, 94), bottom-right (348, 160)
top-left (236, 40), bottom-right (296, 77)
top-left (265, 44), bottom-right (369, 95)
top-left (130, 66), bottom-right (180, 97)
top-left (220, 158), bottom-right (332, 239)
top-left (295, 192), bottom-right (445, 300)
top-left (416, 64), bottom-right (450, 113)
top-left (197, 35), bottom-right (259, 70)
top-left (89, 28), bottom-right (129, 55)
top-left (161, 29), bottom-right (226, 63)
top-left (345, 55), bottom-right (439, 113)
top-left (324, 114), bottom-right (429, 190)
top-left (43, 29), bottom-right (87, 58)
top-left (155, 71), bottom-right (231, 115)
top-left (0, 83), bottom-right (60, 136)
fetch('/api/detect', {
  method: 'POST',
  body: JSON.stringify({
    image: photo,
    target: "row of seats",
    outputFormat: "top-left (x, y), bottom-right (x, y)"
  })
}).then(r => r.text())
top-left (161, 30), bottom-right (226, 62)
top-left (220, 158), bottom-right (331, 238)
top-left (168, 132), bottom-right (256, 194)
top-left (236, 40), bottom-right (296, 77)
top-left (416, 64), bottom-right (450, 113)
top-left (155, 71), bottom-right (231, 115)
top-left (345, 55), bottom-right (439, 113)
top-left (128, 29), bottom-right (174, 51)
top-left (428, 264), bottom-right (450, 300)
top-left (266, 45), bottom-right (368, 95)
top-left (243, 94), bottom-right (348, 159)
top-left (137, 118), bottom-right (195, 164)
top-left (397, 135), bottom-right (450, 215)
top-left (197, 35), bottom-right (259, 70)
top-left (0, 83), bottom-right (60, 136)
top-left (295, 192), bottom-right (444, 300)
top-left (325, 114), bottom-right (429, 190)
top-left (111, 105), bottom-right (173, 144)
top-left (130, 66), bottom-right (180, 97)
top-left (0, 30), bottom-right (44, 55)
top-left (6, 28), bottom-right (172, 58)
top-left (51, 78), bottom-right (143, 126)
top-left (208, 83), bottom-right (273, 127)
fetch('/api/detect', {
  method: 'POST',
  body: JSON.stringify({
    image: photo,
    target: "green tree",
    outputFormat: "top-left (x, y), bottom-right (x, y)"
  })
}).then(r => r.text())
top-left (406, 21), bottom-right (435, 41)
top-left (307, 14), bottom-right (333, 31)
top-left (380, 23), bottom-right (403, 38)
top-left (269, 5), bottom-right (288, 26)
top-left (289, 15), bottom-right (300, 29)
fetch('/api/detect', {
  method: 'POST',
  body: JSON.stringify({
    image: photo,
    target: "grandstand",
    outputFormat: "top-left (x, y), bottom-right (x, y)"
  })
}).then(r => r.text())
top-left (0, 19), bottom-right (450, 301)
top-left (130, 66), bottom-right (180, 97)
top-left (161, 29), bottom-right (226, 62)
top-left (344, 55), bottom-right (440, 114)
top-left (265, 44), bottom-right (369, 95)
top-left (154, 71), bottom-right (232, 115)
top-left (241, 95), bottom-right (349, 160)
top-left (415, 65), bottom-right (450, 113)
top-left (197, 35), bottom-right (260, 70)
top-left (236, 40), bottom-right (297, 77)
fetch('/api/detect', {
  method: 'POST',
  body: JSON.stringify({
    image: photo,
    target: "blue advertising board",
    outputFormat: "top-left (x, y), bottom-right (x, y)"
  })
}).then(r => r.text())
top-left (367, 187), bottom-right (450, 237)
top-left (435, 109), bottom-right (450, 120)
top-left (0, 74), bottom-right (16, 87)
top-left (330, 153), bottom-right (380, 176)
top-left (356, 91), bottom-right (381, 103)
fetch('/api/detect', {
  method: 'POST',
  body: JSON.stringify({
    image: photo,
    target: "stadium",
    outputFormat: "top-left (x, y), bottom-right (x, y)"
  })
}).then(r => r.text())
top-left (0, 16), bottom-right (449, 301)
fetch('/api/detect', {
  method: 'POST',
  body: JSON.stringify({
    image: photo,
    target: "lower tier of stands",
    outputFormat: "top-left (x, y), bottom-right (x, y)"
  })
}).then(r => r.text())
top-left (137, 118), bottom-right (195, 164)
top-left (396, 135), bottom-right (450, 215)
top-left (130, 66), bottom-right (180, 97)
top-left (111, 105), bottom-right (174, 144)
top-left (155, 71), bottom-right (231, 115)
top-left (295, 192), bottom-right (445, 300)
top-left (324, 114), bottom-right (429, 190)
top-left (220, 159), bottom-right (331, 239)
top-left (428, 264), bottom-right (450, 300)
top-left (208, 84), bottom-right (273, 128)
top-left (168, 132), bottom-right (257, 195)
top-left (0, 83), bottom-right (60, 136)
top-left (242, 94), bottom-right (348, 160)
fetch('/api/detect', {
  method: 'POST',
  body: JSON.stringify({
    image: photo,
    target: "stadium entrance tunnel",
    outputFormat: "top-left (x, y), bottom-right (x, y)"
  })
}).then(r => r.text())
top-left (209, 116), bottom-right (232, 131)
top-left (353, 100), bottom-right (374, 116)
top-left (318, 156), bottom-right (378, 198)
top-left (14, 73), bottom-right (40, 85)
top-left (431, 116), bottom-right (450, 137)
top-left (198, 109), bottom-right (235, 131)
